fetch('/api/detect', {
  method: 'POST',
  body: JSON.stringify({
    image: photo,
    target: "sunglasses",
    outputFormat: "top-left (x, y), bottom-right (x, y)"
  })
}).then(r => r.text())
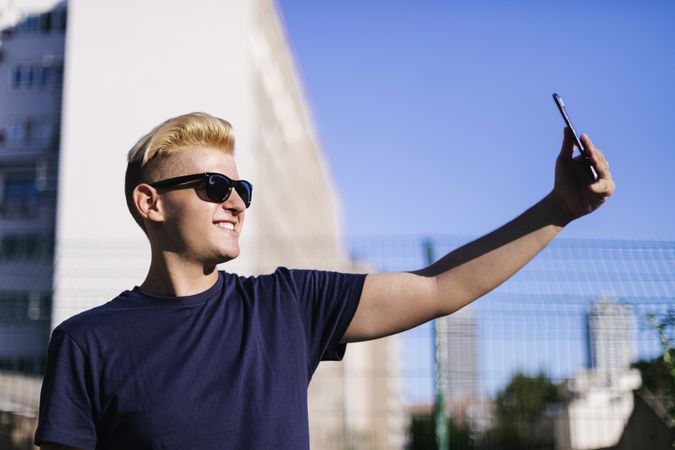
top-left (150, 172), bottom-right (253, 208)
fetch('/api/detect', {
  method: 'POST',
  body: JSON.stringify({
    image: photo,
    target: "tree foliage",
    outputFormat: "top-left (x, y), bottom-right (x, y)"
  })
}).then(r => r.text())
top-left (485, 371), bottom-right (560, 450)
top-left (408, 414), bottom-right (473, 450)
top-left (633, 356), bottom-right (674, 395)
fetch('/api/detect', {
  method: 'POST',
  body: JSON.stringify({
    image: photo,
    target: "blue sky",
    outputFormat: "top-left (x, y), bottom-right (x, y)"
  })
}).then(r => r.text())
top-left (277, 0), bottom-right (675, 401)
top-left (278, 0), bottom-right (675, 241)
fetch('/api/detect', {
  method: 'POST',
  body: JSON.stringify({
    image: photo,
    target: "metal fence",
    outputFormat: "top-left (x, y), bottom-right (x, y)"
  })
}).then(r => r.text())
top-left (0, 236), bottom-right (673, 449)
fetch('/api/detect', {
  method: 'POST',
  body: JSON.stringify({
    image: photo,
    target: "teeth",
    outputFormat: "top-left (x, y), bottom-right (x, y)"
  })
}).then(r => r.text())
top-left (216, 222), bottom-right (235, 230)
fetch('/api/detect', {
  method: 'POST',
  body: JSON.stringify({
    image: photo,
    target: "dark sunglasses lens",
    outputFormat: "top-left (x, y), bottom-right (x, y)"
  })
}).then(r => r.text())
top-left (235, 182), bottom-right (252, 208)
top-left (207, 175), bottom-right (232, 202)
top-left (206, 175), bottom-right (252, 207)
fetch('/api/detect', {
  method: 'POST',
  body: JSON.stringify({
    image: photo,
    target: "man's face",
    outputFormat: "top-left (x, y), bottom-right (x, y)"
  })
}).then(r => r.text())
top-left (149, 147), bottom-right (246, 266)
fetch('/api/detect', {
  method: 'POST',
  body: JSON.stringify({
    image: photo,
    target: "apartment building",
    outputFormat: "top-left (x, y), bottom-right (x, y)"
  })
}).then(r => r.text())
top-left (0, 0), bottom-right (66, 375)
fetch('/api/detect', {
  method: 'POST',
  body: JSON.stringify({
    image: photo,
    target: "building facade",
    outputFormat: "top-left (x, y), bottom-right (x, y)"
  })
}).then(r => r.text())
top-left (587, 297), bottom-right (635, 373)
top-left (441, 306), bottom-right (479, 403)
top-left (0, 1), bottom-right (405, 448)
top-left (555, 297), bottom-right (642, 450)
top-left (0, 0), bottom-right (66, 375)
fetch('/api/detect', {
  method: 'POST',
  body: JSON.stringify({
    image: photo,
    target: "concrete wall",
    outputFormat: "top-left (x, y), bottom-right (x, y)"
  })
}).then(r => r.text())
top-left (52, 0), bottom-right (255, 325)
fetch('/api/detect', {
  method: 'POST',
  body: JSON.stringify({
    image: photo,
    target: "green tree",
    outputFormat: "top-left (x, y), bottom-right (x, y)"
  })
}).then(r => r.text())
top-left (408, 414), bottom-right (474, 450)
top-left (644, 309), bottom-right (675, 389)
top-left (486, 371), bottom-right (560, 450)
top-left (632, 356), bottom-right (674, 394)
top-left (409, 414), bottom-right (436, 450)
top-left (638, 307), bottom-right (675, 427)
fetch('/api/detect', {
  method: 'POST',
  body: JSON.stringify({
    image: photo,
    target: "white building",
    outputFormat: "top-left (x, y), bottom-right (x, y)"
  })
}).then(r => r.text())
top-left (439, 306), bottom-right (479, 403)
top-left (555, 368), bottom-right (642, 450)
top-left (555, 297), bottom-right (641, 450)
top-left (0, 0), bottom-right (406, 448)
top-left (587, 297), bottom-right (635, 373)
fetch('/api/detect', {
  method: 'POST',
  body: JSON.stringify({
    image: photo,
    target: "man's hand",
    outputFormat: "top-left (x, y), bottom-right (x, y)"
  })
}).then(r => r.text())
top-left (550, 127), bottom-right (615, 225)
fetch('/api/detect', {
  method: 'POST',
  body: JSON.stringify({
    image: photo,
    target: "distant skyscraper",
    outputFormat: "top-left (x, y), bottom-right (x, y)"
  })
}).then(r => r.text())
top-left (439, 306), bottom-right (479, 403)
top-left (587, 297), bottom-right (635, 373)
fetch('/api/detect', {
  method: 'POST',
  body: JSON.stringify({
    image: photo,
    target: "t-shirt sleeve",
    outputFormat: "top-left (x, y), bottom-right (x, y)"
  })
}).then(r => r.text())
top-left (34, 328), bottom-right (97, 450)
top-left (286, 268), bottom-right (366, 370)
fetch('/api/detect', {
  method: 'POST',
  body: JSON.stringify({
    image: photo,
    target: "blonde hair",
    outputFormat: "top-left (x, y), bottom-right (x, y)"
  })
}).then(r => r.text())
top-left (124, 112), bottom-right (236, 233)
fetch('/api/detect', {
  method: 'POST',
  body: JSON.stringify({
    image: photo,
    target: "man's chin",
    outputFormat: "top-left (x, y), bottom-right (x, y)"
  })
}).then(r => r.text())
top-left (213, 249), bottom-right (240, 265)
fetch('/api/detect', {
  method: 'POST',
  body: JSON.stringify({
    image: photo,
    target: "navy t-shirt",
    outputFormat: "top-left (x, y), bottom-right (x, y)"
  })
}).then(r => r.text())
top-left (34, 268), bottom-right (366, 449)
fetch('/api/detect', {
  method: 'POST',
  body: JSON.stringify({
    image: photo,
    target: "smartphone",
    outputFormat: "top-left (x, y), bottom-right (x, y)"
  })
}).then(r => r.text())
top-left (552, 93), bottom-right (598, 182)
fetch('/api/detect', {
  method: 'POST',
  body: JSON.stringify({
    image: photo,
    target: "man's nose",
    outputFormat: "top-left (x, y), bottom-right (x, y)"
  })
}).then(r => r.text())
top-left (222, 187), bottom-right (246, 213)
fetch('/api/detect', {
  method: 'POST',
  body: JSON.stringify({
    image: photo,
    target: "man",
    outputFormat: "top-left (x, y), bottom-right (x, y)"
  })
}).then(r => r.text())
top-left (35, 112), bottom-right (614, 449)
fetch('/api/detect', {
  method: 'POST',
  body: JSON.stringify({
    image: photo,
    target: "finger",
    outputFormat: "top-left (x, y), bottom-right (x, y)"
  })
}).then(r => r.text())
top-left (559, 127), bottom-right (575, 160)
top-left (589, 177), bottom-right (615, 196)
top-left (586, 147), bottom-right (609, 168)
top-left (588, 147), bottom-right (611, 180)
top-left (582, 135), bottom-right (603, 166)
top-left (581, 133), bottom-right (612, 178)
top-left (589, 179), bottom-right (608, 194)
top-left (592, 149), bottom-right (609, 173)
top-left (592, 147), bottom-right (607, 166)
top-left (592, 165), bottom-right (613, 189)
top-left (580, 133), bottom-right (595, 151)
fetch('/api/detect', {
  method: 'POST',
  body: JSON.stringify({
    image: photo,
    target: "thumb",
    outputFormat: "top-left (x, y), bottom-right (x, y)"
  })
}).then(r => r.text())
top-left (559, 127), bottom-right (575, 160)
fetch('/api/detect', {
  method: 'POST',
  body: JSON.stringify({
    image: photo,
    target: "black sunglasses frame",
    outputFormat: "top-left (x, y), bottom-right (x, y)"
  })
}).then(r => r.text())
top-left (150, 172), bottom-right (252, 208)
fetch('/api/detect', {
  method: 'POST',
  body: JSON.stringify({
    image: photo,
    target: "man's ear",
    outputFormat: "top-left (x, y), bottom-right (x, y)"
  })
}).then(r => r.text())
top-left (133, 184), bottom-right (164, 224)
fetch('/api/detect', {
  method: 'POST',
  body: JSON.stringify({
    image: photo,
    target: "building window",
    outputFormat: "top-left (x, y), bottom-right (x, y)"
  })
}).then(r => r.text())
top-left (46, 64), bottom-right (63, 87)
top-left (10, 65), bottom-right (33, 89)
top-left (10, 63), bottom-right (63, 91)
top-left (0, 174), bottom-right (40, 217)
top-left (2, 9), bottom-right (66, 40)
top-left (52, 9), bottom-right (67, 32)
top-left (32, 65), bottom-right (47, 88)
top-left (0, 234), bottom-right (54, 260)
top-left (18, 15), bottom-right (41, 34)
top-left (4, 116), bottom-right (58, 149)
top-left (40, 12), bottom-right (52, 33)
top-left (0, 291), bottom-right (51, 322)
top-left (11, 66), bottom-right (23, 89)
top-left (33, 121), bottom-right (55, 146)
top-left (15, 13), bottom-right (56, 34)
top-left (7, 117), bottom-right (29, 145)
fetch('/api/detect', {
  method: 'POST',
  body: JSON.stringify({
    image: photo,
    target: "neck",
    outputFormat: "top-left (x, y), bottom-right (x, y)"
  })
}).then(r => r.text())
top-left (140, 250), bottom-right (219, 297)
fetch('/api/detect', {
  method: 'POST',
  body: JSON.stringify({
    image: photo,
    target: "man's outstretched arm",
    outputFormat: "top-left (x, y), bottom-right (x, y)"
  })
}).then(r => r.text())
top-left (342, 129), bottom-right (615, 343)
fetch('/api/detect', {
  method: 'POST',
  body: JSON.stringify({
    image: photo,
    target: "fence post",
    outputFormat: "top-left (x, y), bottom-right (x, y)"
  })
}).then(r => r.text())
top-left (424, 237), bottom-right (448, 450)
